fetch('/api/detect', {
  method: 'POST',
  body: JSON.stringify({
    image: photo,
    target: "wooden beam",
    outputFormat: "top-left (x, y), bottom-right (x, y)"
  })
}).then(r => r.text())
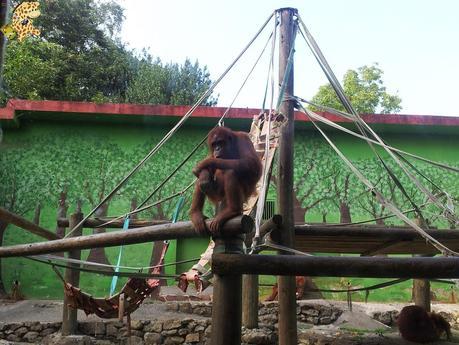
top-left (57, 217), bottom-right (169, 228)
top-left (0, 207), bottom-right (60, 240)
top-left (212, 254), bottom-right (459, 279)
top-left (294, 225), bottom-right (459, 255)
top-left (0, 215), bottom-right (253, 258)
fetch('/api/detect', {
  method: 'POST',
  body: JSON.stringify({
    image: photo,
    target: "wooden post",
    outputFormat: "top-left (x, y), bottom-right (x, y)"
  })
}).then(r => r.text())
top-left (211, 236), bottom-right (245, 345)
top-left (242, 275), bottom-right (258, 329)
top-left (413, 218), bottom-right (431, 312)
top-left (277, 7), bottom-right (298, 345)
top-left (61, 209), bottom-right (83, 335)
top-left (242, 216), bottom-right (282, 328)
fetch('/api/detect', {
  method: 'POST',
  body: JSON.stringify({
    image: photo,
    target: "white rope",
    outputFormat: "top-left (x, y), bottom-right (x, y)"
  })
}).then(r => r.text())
top-left (293, 97), bottom-right (459, 174)
top-left (295, 16), bottom-right (458, 225)
top-left (305, 105), bottom-right (458, 225)
top-left (254, 14), bottom-right (279, 246)
top-left (65, 12), bottom-right (276, 238)
top-left (29, 254), bottom-right (200, 272)
top-left (98, 21), bottom-right (278, 228)
top-left (299, 104), bottom-right (458, 256)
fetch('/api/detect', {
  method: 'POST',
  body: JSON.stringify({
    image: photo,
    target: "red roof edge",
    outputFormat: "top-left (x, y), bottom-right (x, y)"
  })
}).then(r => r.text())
top-left (0, 99), bottom-right (458, 127)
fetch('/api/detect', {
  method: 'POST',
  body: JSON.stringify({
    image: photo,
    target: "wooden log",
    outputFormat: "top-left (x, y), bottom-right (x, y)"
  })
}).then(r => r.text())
top-left (259, 214), bottom-right (283, 239)
top-left (294, 224), bottom-right (458, 235)
top-left (212, 254), bottom-right (459, 279)
top-left (0, 215), bottom-right (253, 258)
top-left (62, 211), bottom-right (83, 335)
top-left (211, 238), bottom-right (244, 345)
top-left (242, 216), bottom-right (282, 329)
top-left (242, 274), bottom-right (258, 329)
top-left (294, 225), bottom-right (459, 255)
top-left (277, 7), bottom-right (298, 345)
top-left (0, 207), bottom-right (60, 240)
top-left (57, 217), bottom-right (169, 228)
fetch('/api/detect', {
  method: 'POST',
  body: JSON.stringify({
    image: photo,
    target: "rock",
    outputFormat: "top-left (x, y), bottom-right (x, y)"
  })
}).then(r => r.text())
top-left (163, 336), bottom-right (184, 344)
top-left (105, 323), bottom-right (118, 338)
top-left (178, 303), bottom-right (192, 314)
top-left (40, 327), bottom-right (57, 337)
top-left (14, 326), bottom-right (28, 337)
top-left (131, 320), bottom-right (144, 331)
top-left (165, 303), bottom-right (179, 312)
top-left (23, 331), bottom-right (39, 342)
top-left (241, 329), bottom-right (274, 345)
top-left (6, 334), bottom-right (21, 342)
top-left (144, 321), bottom-right (163, 333)
top-left (144, 332), bottom-right (162, 345)
top-left (78, 322), bottom-right (105, 336)
top-left (91, 341), bottom-right (113, 345)
top-left (120, 335), bottom-right (144, 345)
top-left (185, 332), bottom-right (200, 343)
top-left (40, 334), bottom-right (91, 345)
top-left (163, 320), bottom-right (182, 330)
top-left (30, 322), bottom-right (43, 332)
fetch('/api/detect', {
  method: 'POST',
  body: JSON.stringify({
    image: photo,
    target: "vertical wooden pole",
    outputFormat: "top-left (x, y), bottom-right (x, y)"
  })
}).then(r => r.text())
top-left (277, 7), bottom-right (298, 345)
top-left (242, 274), bottom-right (258, 328)
top-left (210, 238), bottom-right (244, 345)
top-left (61, 208), bottom-right (83, 336)
top-left (412, 218), bottom-right (431, 312)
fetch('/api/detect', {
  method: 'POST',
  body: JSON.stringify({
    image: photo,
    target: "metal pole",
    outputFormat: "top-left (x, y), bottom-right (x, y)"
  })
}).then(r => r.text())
top-left (276, 7), bottom-right (298, 345)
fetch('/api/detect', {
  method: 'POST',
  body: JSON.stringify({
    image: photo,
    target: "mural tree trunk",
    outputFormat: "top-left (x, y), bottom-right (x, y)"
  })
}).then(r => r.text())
top-left (339, 202), bottom-right (352, 224)
top-left (86, 203), bottom-right (113, 270)
top-left (33, 202), bottom-right (41, 225)
top-left (293, 195), bottom-right (307, 224)
top-left (55, 190), bottom-right (68, 256)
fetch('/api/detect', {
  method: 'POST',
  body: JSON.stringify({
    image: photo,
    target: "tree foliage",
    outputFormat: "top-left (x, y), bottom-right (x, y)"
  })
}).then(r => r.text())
top-left (310, 64), bottom-right (402, 114)
top-left (126, 56), bottom-right (217, 106)
top-left (1, 0), bottom-right (216, 105)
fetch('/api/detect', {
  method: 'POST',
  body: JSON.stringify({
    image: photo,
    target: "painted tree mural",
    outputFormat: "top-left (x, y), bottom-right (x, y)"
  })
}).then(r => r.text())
top-left (0, 123), bottom-right (458, 297)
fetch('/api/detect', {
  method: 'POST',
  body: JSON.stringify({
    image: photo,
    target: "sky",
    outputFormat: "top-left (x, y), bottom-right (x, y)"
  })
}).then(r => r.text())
top-left (119, 0), bottom-right (459, 117)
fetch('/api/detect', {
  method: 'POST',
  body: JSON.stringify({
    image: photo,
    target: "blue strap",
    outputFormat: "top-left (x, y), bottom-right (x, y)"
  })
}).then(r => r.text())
top-left (109, 216), bottom-right (130, 296)
top-left (172, 196), bottom-right (185, 224)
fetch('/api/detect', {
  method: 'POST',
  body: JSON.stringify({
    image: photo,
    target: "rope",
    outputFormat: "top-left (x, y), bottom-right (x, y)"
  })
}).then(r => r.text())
top-left (99, 23), bottom-right (277, 227)
top-left (296, 15), bottom-right (458, 226)
top-left (293, 97), bottom-right (459, 174)
top-left (65, 11), bottom-right (276, 238)
top-left (28, 256), bottom-right (178, 279)
top-left (253, 14), bottom-right (280, 249)
top-left (261, 12), bottom-right (279, 112)
top-left (276, 18), bottom-right (298, 111)
top-left (293, 99), bottom-right (459, 226)
top-left (29, 254), bottom-right (201, 272)
top-left (97, 180), bottom-right (195, 228)
top-left (298, 103), bottom-right (459, 256)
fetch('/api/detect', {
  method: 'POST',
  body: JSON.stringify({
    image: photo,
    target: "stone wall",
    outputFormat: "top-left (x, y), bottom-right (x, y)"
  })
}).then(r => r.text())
top-left (1, 301), bottom-right (458, 345)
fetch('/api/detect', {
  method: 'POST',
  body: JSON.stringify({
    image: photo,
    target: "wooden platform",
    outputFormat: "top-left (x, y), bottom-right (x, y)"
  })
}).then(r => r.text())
top-left (293, 224), bottom-right (459, 255)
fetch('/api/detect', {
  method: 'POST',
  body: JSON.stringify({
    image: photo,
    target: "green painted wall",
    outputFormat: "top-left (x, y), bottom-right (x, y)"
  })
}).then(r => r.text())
top-left (0, 118), bottom-right (458, 298)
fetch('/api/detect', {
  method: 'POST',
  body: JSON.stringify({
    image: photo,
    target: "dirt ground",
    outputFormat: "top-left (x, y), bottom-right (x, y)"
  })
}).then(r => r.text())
top-left (1, 293), bottom-right (459, 344)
